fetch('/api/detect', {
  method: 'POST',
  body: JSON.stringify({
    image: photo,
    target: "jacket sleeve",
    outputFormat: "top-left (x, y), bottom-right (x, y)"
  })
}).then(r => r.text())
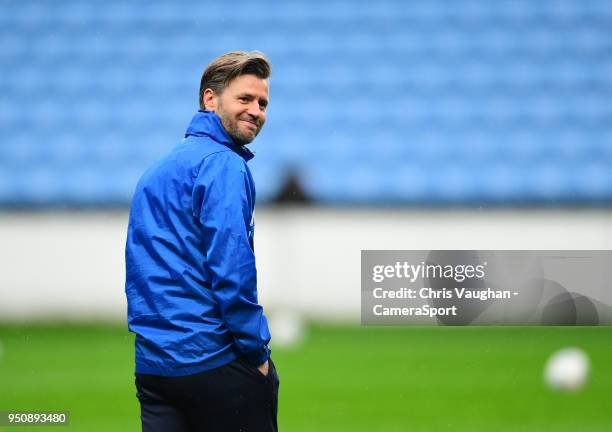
top-left (192, 151), bottom-right (271, 366)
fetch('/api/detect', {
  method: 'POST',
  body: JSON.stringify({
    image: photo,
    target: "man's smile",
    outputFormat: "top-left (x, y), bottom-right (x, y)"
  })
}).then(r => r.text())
top-left (240, 119), bottom-right (258, 129)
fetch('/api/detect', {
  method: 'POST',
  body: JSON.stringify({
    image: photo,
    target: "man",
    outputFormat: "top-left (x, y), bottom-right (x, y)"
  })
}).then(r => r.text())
top-left (125, 51), bottom-right (278, 432)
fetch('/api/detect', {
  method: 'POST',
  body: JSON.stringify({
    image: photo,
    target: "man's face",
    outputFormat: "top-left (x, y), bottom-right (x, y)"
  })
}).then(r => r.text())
top-left (205, 74), bottom-right (269, 145)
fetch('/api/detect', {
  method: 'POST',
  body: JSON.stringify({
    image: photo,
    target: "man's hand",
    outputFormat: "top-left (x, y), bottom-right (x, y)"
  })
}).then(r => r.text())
top-left (257, 360), bottom-right (269, 377)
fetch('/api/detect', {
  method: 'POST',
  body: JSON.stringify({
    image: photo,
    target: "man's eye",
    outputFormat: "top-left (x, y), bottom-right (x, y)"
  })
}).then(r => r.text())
top-left (239, 97), bottom-right (249, 102)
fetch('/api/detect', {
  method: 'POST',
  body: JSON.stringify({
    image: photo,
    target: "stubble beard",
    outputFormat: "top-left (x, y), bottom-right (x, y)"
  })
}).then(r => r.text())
top-left (217, 102), bottom-right (261, 146)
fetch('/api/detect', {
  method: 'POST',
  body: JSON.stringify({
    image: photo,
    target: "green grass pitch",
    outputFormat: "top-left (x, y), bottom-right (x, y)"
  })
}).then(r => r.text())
top-left (0, 323), bottom-right (610, 431)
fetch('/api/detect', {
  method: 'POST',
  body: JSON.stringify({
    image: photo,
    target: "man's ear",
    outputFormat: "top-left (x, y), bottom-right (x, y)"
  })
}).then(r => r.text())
top-left (202, 88), bottom-right (218, 111)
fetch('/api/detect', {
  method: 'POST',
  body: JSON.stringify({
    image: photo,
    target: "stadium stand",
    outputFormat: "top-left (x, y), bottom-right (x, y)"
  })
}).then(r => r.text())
top-left (1, 0), bottom-right (611, 206)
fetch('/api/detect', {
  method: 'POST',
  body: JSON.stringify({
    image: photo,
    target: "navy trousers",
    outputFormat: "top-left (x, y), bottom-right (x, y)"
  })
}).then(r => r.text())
top-left (135, 357), bottom-right (279, 432)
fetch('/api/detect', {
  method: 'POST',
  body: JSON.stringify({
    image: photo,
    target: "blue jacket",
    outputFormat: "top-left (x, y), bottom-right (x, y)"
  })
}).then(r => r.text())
top-left (125, 110), bottom-right (271, 376)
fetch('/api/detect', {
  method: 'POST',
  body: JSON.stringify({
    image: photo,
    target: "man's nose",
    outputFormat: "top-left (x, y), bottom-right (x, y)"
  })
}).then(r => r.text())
top-left (246, 101), bottom-right (262, 118)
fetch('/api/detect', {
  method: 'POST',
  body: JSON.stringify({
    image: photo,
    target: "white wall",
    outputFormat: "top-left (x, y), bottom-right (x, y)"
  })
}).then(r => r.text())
top-left (0, 208), bottom-right (611, 321)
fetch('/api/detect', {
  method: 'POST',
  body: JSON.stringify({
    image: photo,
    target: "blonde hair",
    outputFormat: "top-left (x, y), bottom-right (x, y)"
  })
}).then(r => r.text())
top-left (199, 51), bottom-right (271, 109)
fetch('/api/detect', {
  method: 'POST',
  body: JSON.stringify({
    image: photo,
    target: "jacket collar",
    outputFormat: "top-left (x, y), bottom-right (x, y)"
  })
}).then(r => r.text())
top-left (185, 110), bottom-right (255, 161)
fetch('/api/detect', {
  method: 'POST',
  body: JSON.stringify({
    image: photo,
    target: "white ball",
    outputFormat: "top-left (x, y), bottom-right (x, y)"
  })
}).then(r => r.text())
top-left (544, 347), bottom-right (590, 392)
top-left (268, 311), bottom-right (305, 349)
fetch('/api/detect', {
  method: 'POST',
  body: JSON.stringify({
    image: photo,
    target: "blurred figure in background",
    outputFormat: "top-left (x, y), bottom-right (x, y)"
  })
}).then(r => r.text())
top-left (125, 51), bottom-right (279, 432)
